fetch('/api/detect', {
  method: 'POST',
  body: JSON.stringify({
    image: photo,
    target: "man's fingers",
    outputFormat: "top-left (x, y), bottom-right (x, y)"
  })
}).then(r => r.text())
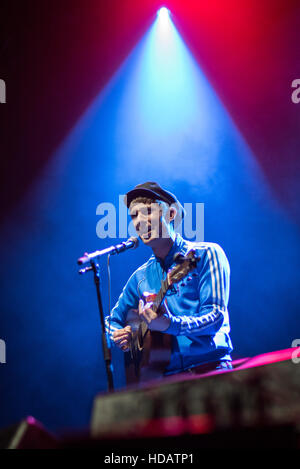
top-left (113, 333), bottom-right (131, 343)
top-left (139, 300), bottom-right (153, 315)
top-left (113, 326), bottom-right (132, 339)
top-left (139, 301), bottom-right (156, 324)
top-left (112, 326), bottom-right (132, 349)
top-left (112, 332), bottom-right (131, 351)
top-left (113, 330), bottom-right (130, 338)
top-left (116, 338), bottom-right (130, 347)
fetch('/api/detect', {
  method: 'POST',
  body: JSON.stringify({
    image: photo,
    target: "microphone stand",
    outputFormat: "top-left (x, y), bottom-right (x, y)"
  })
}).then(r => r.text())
top-left (77, 238), bottom-right (138, 393)
top-left (78, 259), bottom-right (114, 393)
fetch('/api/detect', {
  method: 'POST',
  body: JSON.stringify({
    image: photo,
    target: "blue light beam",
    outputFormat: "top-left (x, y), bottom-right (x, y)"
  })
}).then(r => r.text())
top-left (114, 10), bottom-right (226, 180)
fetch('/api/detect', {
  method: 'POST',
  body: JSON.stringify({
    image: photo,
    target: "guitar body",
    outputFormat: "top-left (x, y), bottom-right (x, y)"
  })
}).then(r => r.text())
top-left (125, 306), bottom-right (172, 385)
top-left (124, 250), bottom-right (199, 385)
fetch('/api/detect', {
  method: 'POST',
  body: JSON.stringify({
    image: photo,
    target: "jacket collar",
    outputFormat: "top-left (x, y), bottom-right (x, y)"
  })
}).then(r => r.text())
top-left (154, 233), bottom-right (186, 270)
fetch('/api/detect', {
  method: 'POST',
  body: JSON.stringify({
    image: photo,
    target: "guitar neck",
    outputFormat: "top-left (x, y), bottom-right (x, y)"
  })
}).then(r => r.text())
top-left (139, 276), bottom-right (170, 338)
top-left (152, 276), bottom-right (169, 314)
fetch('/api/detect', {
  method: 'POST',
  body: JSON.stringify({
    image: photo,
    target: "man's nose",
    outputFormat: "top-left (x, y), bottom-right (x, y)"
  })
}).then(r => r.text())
top-left (135, 213), bottom-right (149, 232)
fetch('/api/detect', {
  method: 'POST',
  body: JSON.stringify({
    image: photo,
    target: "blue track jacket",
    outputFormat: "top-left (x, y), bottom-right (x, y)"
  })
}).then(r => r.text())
top-left (106, 234), bottom-right (233, 375)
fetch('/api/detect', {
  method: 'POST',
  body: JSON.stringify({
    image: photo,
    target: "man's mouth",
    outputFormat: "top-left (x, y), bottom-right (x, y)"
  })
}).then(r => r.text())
top-left (140, 226), bottom-right (152, 240)
top-left (141, 231), bottom-right (151, 240)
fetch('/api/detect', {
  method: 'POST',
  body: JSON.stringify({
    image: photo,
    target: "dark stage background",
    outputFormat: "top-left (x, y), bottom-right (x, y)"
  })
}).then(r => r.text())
top-left (0, 0), bottom-right (300, 432)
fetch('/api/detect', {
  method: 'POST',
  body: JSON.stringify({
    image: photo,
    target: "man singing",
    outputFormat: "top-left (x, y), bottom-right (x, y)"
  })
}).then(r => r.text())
top-left (106, 181), bottom-right (233, 377)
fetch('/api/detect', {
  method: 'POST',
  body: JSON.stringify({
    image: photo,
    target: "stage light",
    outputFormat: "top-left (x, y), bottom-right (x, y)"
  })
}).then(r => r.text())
top-left (157, 7), bottom-right (170, 21)
top-left (156, 6), bottom-right (172, 36)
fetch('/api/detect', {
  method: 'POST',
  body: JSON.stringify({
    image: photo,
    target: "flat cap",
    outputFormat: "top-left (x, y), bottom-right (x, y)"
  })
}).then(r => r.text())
top-left (124, 181), bottom-right (185, 226)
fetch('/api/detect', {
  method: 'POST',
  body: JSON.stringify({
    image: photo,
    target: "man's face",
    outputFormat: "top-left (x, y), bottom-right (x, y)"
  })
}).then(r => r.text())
top-left (129, 202), bottom-right (170, 245)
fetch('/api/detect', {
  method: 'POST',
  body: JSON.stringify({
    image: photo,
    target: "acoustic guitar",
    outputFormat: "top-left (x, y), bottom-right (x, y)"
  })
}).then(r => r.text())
top-left (125, 250), bottom-right (200, 384)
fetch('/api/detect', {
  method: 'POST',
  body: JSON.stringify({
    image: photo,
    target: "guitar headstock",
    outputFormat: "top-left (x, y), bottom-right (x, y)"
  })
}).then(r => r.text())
top-left (167, 250), bottom-right (200, 286)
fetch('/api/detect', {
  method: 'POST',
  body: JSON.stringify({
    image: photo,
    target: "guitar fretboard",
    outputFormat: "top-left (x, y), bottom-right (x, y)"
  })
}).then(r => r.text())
top-left (152, 276), bottom-right (169, 313)
top-left (139, 276), bottom-right (170, 338)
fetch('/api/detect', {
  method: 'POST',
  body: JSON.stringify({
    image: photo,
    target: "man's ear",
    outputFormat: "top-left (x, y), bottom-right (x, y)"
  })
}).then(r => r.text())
top-left (166, 206), bottom-right (177, 224)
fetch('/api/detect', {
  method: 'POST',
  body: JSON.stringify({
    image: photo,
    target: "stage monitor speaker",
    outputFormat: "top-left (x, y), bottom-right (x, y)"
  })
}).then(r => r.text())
top-left (91, 348), bottom-right (300, 440)
top-left (0, 416), bottom-right (57, 449)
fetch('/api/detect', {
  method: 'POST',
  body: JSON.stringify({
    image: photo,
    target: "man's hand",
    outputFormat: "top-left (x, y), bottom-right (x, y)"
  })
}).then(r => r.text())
top-left (139, 298), bottom-right (171, 332)
top-left (113, 326), bottom-right (132, 351)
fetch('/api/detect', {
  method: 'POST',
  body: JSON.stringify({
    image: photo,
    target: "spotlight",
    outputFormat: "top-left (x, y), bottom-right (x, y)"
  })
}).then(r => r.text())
top-left (157, 7), bottom-right (170, 20)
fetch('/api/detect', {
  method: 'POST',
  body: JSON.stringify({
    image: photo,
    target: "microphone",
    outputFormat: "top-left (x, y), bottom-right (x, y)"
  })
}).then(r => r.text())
top-left (110, 236), bottom-right (139, 255)
top-left (77, 237), bottom-right (139, 265)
